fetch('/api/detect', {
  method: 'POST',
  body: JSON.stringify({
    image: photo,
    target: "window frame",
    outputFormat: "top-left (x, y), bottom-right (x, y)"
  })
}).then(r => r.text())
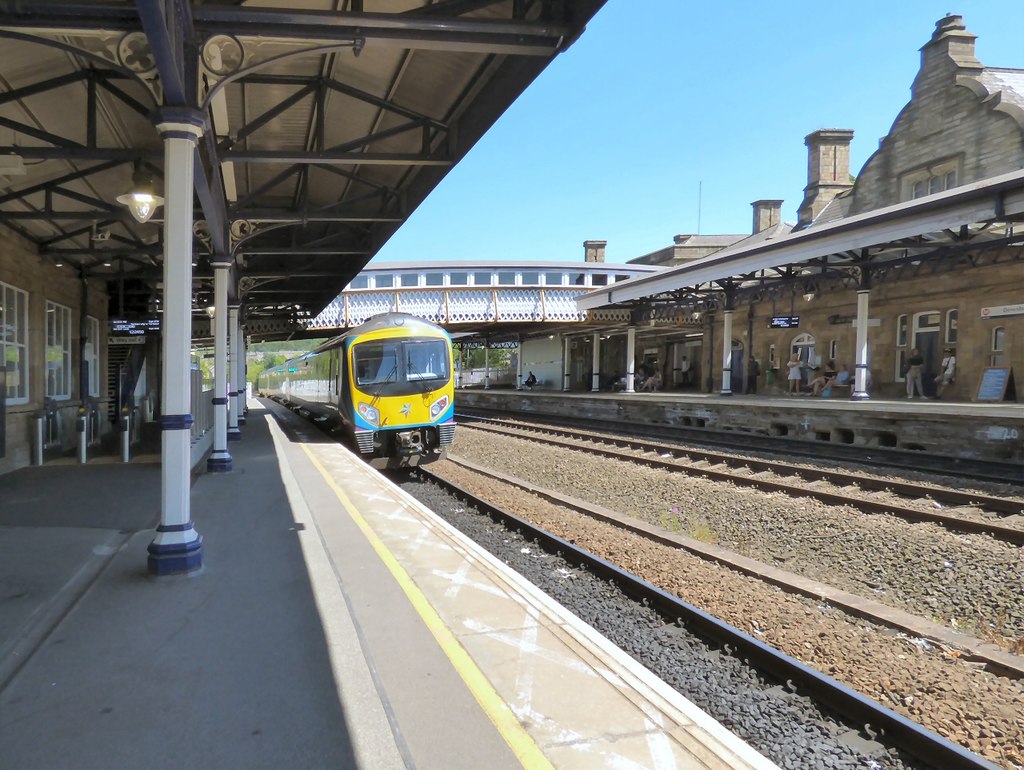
top-left (1, 281), bottom-right (29, 404)
top-left (46, 300), bottom-right (73, 400)
top-left (84, 315), bottom-right (100, 398)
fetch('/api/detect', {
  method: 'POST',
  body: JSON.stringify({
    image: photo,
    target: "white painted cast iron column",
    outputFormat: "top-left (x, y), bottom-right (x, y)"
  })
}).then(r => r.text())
top-left (236, 321), bottom-right (247, 425)
top-left (147, 109), bottom-right (205, 576)
top-left (852, 289), bottom-right (871, 400)
top-left (207, 259), bottom-right (232, 472)
top-left (227, 303), bottom-right (241, 441)
top-left (625, 327), bottom-right (636, 393)
top-left (516, 341), bottom-right (523, 389)
top-left (591, 332), bottom-right (600, 392)
top-left (720, 309), bottom-right (735, 395)
top-left (483, 344), bottom-right (490, 389)
top-left (562, 336), bottom-right (571, 391)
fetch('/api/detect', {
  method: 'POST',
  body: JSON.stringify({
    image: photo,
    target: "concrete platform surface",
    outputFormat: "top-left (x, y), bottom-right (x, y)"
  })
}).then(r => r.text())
top-left (0, 402), bottom-right (777, 769)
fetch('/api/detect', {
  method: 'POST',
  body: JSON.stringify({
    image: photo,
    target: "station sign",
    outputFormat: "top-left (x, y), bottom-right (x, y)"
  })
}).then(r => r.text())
top-left (110, 317), bottom-right (160, 336)
top-left (768, 315), bottom-right (800, 328)
top-left (980, 304), bottom-right (1024, 319)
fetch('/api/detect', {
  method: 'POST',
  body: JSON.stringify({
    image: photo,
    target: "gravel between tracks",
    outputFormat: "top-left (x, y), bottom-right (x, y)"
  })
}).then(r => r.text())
top-left (429, 428), bottom-right (1024, 768)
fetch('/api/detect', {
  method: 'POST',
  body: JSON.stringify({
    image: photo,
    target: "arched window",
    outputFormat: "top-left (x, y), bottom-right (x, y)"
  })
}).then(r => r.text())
top-left (992, 326), bottom-right (1006, 366)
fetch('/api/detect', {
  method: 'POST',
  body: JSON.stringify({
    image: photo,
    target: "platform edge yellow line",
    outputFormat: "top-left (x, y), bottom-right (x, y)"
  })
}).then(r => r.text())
top-left (301, 445), bottom-right (553, 770)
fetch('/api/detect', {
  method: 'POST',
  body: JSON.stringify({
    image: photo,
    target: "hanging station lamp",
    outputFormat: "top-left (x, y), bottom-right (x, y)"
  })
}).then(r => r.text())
top-left (117, 162), bottom-right (164, 224)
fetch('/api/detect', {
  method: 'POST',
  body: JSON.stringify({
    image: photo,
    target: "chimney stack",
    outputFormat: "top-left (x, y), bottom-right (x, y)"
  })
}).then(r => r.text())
top-left (751, 199), bottom-right (783, 234)
top-left (921, 14), bottom-right (981, 73)
top-left (797, 129), bottom-right (854, 227)
top-left (583, 239), bottom-right (606, 263)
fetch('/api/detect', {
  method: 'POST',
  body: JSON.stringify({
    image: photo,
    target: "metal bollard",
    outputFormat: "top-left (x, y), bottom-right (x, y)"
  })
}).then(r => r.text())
top-left (76, 407), bottom-right (88, 464)
top-left (33, 415), bottom-right (44, 466)
top-left (120, 411), bottom-right (131, 463)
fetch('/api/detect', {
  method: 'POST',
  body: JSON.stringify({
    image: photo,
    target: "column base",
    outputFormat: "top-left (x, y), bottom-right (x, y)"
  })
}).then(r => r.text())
top-left (227, 428), bottom-right (242, 442)
top-left (147, 525), bottom-right (203, 576)
top-left (207, 450), bottom-right (233, 472)
top-left (850, 390), bottom-right (872, 401)
top-left (719, 390), bottom-right (734, 396)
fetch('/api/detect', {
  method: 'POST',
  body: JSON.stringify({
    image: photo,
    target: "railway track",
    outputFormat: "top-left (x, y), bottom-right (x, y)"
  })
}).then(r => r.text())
top-left (456, 407), bottom-right (1024, 486)
top-left (413, 465), bottom-right (1004, 770)
top-left (457, 413), bottom-right (1024, 546)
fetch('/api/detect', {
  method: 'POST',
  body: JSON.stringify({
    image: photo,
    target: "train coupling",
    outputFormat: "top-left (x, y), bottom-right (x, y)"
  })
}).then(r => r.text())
top-left (396, 429), bottom-right (426, 456)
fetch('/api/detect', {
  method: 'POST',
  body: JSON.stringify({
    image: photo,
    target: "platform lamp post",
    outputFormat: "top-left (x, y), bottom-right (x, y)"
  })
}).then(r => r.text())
top-left (207, 258), bottom-right (232, 471)
top-left (143, 108), bottom-right (206, 576)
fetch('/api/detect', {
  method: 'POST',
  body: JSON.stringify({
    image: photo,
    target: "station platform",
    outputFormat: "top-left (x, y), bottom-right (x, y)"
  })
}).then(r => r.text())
top-left (0, 399), bottom-right (777, 770)
top-left (459, 387), bottom-right (1024, 467)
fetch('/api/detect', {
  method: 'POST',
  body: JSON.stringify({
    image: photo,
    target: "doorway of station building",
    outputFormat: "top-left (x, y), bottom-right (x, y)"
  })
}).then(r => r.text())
top-left (729, 339), bottom-right (744, 392)
top-left (913, 311), bottom-right (942, 397)
top-left (672, 339), bottom-right (701, 389)
top-left (791, 333), bottom-right (817, 389)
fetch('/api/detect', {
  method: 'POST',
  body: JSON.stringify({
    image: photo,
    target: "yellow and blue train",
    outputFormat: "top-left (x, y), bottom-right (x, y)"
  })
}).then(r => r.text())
top-left (257, 312), bottom-right (455, 468)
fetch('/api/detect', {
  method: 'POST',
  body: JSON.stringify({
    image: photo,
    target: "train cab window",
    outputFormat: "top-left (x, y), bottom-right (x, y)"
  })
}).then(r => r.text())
top-left (424, 273), bottom-right (443, 286)
top-left (400, 274), bottom-right (419, 287)
top-left (353, 338), bottom-right (450, 395)
top-left (497, 271), bottom-right (515, 285)
top-left (473, 271), bottom-right (492, 286)
top-left (449, 272), bottom-right (468, 285)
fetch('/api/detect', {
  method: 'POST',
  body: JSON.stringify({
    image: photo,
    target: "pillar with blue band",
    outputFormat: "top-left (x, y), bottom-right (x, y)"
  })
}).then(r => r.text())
top-left (227, 303), bottom-right (242, 442)
top-left (208, 257), bottom-right (233, 471)
top-left (148, 108), bottom-right (205, 576)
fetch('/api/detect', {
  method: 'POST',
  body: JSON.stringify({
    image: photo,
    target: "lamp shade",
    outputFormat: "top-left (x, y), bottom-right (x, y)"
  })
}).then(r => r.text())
top-left (117, 163), bottom-right (164, 223)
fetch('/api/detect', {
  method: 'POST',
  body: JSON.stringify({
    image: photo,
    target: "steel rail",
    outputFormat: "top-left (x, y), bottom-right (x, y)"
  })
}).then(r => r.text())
top-left (457, 406), bottom-right (1023, 487)
top-left (417, 466), bottom-right (1002, 770)
top-left (457, 417), bottom-right (1024, 545)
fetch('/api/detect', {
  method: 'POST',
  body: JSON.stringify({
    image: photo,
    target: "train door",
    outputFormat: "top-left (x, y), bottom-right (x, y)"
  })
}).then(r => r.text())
top-left (912, 311), bottom-right (941, 397)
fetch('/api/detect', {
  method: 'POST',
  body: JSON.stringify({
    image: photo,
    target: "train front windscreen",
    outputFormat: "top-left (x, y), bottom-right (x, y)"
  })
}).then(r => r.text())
top-left (352, 338), bottom-right (450, 396)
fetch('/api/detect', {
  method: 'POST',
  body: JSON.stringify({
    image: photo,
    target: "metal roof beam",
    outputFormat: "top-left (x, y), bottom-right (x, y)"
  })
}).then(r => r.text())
top-left (2, 4), bottom-right (571, 55)
top-left (191, 7), bottom-right (569, 56)
top-left (232, 211), bottom-right (402, 224)
top-left (223, 150), bottom-right (451, 166)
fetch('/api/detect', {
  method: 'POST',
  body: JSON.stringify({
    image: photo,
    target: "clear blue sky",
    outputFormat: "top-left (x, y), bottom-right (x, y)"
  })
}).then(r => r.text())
top-left (370, 1), bottom-right (1024, 266)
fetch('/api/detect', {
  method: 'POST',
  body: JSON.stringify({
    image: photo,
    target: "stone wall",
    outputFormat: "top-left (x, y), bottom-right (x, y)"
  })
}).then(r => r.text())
top-left (1, 229), bottom-right (110, 474)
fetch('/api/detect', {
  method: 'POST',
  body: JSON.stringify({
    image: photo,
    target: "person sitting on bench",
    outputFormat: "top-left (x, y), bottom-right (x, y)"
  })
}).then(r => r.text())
top-left (524, 371), bottom-right (537, 390)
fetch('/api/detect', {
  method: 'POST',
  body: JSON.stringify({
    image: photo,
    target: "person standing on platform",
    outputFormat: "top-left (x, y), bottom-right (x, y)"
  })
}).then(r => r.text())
top-left (786, 354), bottom-right (802, 394)
top-left (905, 348), bottom-right (925, 398)
top-left (745, 355), bottom-right (760, 394)
top-left (934, 348), bottom-right (956, 398)
top-left (680, 356), bottom-right (691, 387)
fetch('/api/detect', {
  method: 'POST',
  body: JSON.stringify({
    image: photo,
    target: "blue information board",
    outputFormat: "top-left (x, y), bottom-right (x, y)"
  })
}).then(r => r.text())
top-left (975, 367), bottom-right (1015, 402)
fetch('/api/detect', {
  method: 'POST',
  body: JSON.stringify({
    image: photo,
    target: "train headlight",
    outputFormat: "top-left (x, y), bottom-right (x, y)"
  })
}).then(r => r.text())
top-left (429, 394), bottom-right (450, 419)
top-left (357, 402), bottom-right (380, 427)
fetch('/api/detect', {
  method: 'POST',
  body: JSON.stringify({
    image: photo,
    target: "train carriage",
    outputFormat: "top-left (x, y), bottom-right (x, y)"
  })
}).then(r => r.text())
top-left (258, 312), bottom-right (455, 468)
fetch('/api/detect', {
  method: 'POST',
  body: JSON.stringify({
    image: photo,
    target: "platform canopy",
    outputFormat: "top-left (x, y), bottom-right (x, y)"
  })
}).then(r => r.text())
top-left (0, 0), bottom-right (606, 334)
top-left (577, 169), bottom-right (1024, 316)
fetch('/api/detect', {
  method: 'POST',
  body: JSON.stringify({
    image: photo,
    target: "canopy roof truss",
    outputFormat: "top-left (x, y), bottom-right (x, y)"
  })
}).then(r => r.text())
top-left (0, 0), bottom-right (605, 327)
top-left (580, 169), bottom-right (1024, 318)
